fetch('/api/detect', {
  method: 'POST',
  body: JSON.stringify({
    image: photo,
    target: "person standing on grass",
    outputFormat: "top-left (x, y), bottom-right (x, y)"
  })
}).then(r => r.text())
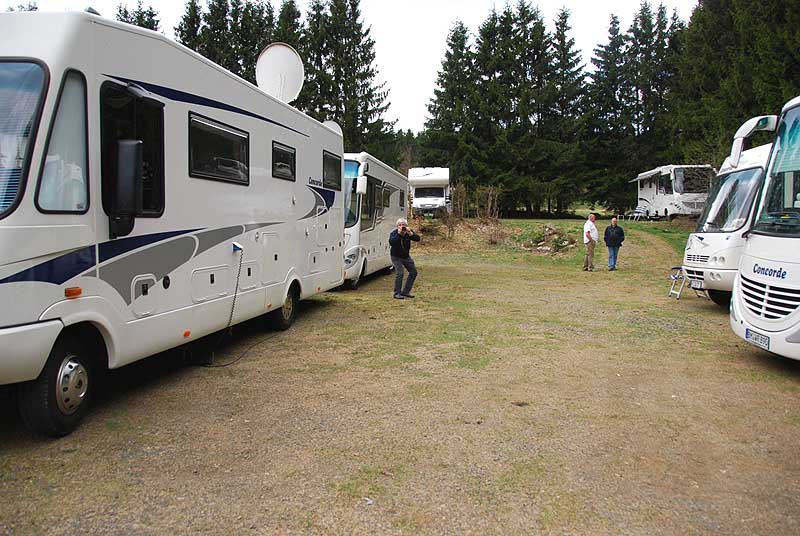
top-left (604, 217), bottom-right (625, 271)
top-left (583, 213), bottom-right (598, 271)
top-left (389, 218), bottom-right (421, 299)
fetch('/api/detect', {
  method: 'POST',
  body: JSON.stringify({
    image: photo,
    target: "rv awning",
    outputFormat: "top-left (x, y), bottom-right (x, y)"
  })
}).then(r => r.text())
top-left (629, 167), bottom-right (668, 183)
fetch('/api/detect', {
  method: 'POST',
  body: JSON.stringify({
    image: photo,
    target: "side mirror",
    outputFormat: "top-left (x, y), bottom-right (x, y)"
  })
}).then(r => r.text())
top-left (730, 115), bottom-right (778, 168)
top-left (356, 175), bottom-right (367, 195)
top-left (110, 139), bottom-right (143, 239)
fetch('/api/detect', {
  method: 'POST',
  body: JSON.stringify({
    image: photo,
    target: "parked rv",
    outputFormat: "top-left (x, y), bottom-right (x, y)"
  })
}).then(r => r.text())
top-left (342, 152), bottom-right (408, 289)
top-left (408, 167), bottom-right (450, 216)
top-left (682, 140), bottom-right (772, 307)
top-left (630, 164), bottom-right (716, 219)
top-left (730, 99), bottom-right (800, 361)
top-left (0, 12), bottom-right (345, 435)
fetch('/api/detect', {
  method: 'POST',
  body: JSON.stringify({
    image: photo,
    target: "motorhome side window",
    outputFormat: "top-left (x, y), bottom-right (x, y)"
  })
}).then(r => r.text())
top-left (361, 177), bottom-right (377, 231)
top-left (37, 71), bottom-right (88, 213)
top-left (382, 188), bottom-right (391, 208)
top-left (189, 114), bottom-right (249, 184)
top-left (322, 151), bottom-right (341, 190)
top-left (273, 142), bottom-right (296, 181)
top-left (399, 189), bottom-right (405, 207)
top-left (100, 82), bottom-right (165, 216)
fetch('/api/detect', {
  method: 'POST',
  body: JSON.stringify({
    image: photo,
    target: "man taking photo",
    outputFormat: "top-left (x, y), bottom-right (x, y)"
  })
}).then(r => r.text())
top-left (389, 218), bottom-right (421, 299)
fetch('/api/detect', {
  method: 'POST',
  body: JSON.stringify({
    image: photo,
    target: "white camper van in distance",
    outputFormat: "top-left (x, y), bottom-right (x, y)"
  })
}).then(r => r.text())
top-left (0, 12), bottom-right (345, 435)
top-left (682, 140), bottom-right (772, 307)
top-left (730, 98), bottom-right (800, 361)
top-left (408, 167), bottom-right (450, 216)
top-left (342, 152), bottom-right (408, 289)
top-left (630, 164), bottom-right (716, 219)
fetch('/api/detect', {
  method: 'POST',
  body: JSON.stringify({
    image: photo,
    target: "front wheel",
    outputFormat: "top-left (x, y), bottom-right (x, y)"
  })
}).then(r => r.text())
top-left (269, 286), bottom-right (299, 331)
top-left (707, 290), bottom-right (732, 308)
top-left (18, 335), bottom-right (94, 437)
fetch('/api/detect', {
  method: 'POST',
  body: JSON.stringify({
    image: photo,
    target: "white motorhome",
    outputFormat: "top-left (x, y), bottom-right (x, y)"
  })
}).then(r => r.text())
top-left (342, 152), bottom-right (407, 289)
top-left (408, 167), bottom-right (450, 216)
top-left (731, 98), bottom-right (800, 361)
top-left (630, 164), bottom-right (716, 219)
top-left (682, 141), bottom-right (772, 307)
top-left (0, 12), bottom-right (345, 435)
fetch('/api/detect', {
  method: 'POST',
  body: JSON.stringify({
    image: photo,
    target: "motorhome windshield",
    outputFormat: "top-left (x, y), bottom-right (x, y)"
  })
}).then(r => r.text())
top-left (753, 107), bottom-right (800, 237)
top-left (415, 187), bottom-right (444, 198)
top-left (696, 167), bottom-right (763, 233)
top-left (343, 160), bottom-right (359, 228)
top-left (0, 62), bottom-right (45, 217)
top-left (674, 167), bottom-right (714, 194)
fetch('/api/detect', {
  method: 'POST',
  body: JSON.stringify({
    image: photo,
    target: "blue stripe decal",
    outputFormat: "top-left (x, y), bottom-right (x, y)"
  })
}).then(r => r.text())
top-left (99, 229), bottom-right (200, 263)
top-left (0, 246), bottom-right (96, 285)
top-left (106, 75), bottom-right (310, 138)
top-left (310, 186), bottom-right (335, 210)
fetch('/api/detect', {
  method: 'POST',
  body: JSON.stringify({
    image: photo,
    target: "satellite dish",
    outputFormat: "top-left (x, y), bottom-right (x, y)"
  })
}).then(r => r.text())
top-left (255, 43), bottom-right (305, 104)
top-left (323, 121), bottom-right (343, 136)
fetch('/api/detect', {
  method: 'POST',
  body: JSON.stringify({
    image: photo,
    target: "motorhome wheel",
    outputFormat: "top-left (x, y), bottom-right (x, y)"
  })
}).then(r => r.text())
top-left (18, 335), bottom-right (93, 437)
top-left (707, 290), bottom-right (732, 308)
top-left (270, 286), bottom-right (299, 330)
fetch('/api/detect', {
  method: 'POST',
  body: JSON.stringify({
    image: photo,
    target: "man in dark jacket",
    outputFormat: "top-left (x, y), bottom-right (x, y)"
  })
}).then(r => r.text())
top-left (603, 217), bottom-right (625, 271)
top-left (389, 218), bottom-right (421, 299)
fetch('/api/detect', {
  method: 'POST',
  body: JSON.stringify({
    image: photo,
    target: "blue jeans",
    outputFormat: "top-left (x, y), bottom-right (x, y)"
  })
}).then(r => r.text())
top-left (607, 246), bottom-right (620, 268)
top-left (392, 256), bottom-right (417, 295)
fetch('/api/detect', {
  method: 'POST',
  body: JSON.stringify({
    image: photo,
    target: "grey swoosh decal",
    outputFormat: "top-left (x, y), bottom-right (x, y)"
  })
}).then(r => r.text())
top-left (195, 226), bottom-right (245, 256)
top-left (299, 190), bottom-right (325, 220)
top-left (100, 236), bottom-right (197, 305)
top-left (244, 222), bottom-right (280, 233)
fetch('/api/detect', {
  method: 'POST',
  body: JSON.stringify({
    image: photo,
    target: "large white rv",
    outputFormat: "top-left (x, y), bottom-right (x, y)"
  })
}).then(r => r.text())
top-left (342, 152), bottom-right (407, 289)
top-left (682, 141), bottom-right (772, 307)
top-left (408, 167), bottom-right (450, 216)
top-left (731, 98), bottom-right (800, 361)
top-left (0, 12), bottom-right (345, 435)
top-left (630, 164), bottom-right (716, 219)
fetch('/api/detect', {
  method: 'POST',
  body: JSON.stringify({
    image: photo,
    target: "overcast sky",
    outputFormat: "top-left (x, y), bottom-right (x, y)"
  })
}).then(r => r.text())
top-left (3, 0), bottom-right (698, 132)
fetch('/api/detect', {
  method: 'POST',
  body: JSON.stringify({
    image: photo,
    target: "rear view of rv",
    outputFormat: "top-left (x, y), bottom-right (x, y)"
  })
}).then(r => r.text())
top-left (408, 167), bottom-right (450, 217)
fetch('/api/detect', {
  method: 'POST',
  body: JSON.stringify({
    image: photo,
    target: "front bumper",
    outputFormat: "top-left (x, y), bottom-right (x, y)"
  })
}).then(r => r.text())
top-left (731, 295), bottom-right (800, 361)
top-left (682, 266), bottom-right (737, 292)
top-left (0, 319), bottom-right (63, 385)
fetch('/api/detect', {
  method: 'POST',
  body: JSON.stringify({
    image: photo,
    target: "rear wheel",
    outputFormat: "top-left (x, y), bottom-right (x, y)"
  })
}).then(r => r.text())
top-left (18, 335), bottom-right (94, 437)
top-left (269, 285), bottom-right (299, 330)
top-left (707, 289), bottom-right (732, 308)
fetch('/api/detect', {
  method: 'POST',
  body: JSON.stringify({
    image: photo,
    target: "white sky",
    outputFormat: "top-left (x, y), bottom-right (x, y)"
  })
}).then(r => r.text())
top-left (3, 0), bottom-right (698, 132)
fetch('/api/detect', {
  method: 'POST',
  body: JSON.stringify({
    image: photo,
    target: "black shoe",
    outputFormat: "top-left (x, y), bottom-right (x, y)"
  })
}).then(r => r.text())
top-left (401, 293), bottom-right (415, 298)
top-left (393, 293), bottom-right (405, 299)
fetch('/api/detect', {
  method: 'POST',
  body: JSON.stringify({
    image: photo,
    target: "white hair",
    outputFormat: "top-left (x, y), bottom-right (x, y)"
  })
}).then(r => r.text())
top-left (396, 218), bottom-right (408, 226)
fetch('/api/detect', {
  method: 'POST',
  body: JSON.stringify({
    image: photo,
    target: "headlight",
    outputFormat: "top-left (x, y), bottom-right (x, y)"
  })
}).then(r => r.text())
top-left (344, 251), bottom-right (359, 266)
top-left (718, 256), bottom-right (726, 265)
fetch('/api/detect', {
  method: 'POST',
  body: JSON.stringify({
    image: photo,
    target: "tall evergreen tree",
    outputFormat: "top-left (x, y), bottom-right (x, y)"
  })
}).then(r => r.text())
top-left (296, 0), bottom-right (332, 119)
top-left (273, 0), bottom-right (303, 50)
top-left (235, 0), bottom-right (275, 84)
top-left (6, 2), bottom-right (37, 11)
top-left (175, 0), bottom-right (204, 52)
top-left (201, 0), bottom-right (232, 69)
top-left (116, 1), bottom-right (160, 31)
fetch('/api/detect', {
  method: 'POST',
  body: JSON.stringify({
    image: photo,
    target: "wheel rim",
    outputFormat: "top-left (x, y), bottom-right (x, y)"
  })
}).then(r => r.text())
top-left (282, 293), bottom-right (294, 322)
top-left (56, 354), bottom-right (88, 415)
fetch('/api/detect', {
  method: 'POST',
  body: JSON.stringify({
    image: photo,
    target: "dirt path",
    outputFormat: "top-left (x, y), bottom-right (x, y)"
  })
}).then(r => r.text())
top-left (1, 226), bottom-right (799, 535)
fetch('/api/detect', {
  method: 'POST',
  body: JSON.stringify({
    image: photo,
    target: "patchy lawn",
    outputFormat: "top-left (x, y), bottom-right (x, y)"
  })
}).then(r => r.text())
top-left (1, 219), bottom-right (799, 535)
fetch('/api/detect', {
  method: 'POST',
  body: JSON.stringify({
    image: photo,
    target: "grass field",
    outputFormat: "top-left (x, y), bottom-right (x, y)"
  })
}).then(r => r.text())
top-left (1, 218), bottom-right (799, 535)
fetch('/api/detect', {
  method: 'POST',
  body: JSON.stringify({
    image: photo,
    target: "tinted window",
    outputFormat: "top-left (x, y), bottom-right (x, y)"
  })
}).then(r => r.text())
top-left (0, 62), bottom-right (46, 217)
top-left (37, 71), bottom-right (88, 213)
top-left (273, 142), bottom-right (295, 181)
top-left (189, 113), bottom-right (249, 184)
top-left (101, 82), bottom-right (164, 216)
top-left (361, 177), bottom-right (377, 231)
top-left (382, 188), bottom-right (390, 207)
top-left (415, 187), bottom-right (444, 198)
top-left (323, 151), bottom-right (341, 191)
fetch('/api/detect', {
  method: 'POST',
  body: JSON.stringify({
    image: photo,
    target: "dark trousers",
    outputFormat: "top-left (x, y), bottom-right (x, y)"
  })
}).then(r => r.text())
top-left (392, 256), bottom-right (417, 295)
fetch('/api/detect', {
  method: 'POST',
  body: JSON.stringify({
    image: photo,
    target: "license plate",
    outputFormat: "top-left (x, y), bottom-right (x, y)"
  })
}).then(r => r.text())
top-left (745, 329), bottom-right (770, 351)
top-left (690, 280), bottom-right (704, 290)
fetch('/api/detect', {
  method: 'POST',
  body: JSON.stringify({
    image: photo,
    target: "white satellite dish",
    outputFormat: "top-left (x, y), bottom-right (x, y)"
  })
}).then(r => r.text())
top-left (323, 121), bottom-right (343, 136)
top-left (255, 43), bottom-right (305, 104)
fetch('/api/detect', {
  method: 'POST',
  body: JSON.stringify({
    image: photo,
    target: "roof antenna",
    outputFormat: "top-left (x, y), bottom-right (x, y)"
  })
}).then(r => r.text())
top-left (85, 7), bottom-right (101, 16)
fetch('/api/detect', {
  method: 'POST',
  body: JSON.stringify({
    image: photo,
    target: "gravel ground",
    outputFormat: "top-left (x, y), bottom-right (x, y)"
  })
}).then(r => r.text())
top-left (1, 222), bottom-right (799, 535)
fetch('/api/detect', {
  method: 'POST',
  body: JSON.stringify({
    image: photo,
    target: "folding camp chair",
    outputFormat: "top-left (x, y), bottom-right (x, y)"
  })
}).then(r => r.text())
top-left (629, 206), bottom-right (645, 221)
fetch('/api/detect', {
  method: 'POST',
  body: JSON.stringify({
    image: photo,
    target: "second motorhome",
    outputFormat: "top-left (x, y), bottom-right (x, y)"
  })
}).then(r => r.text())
top-left (683, 140), bottom-right (772, 307)
top-left (408, 167), bottom-right (450, 216)
top-left (342, 152), bottom-right (408, 289)
top-left (630, 164), bottom-right (715, 219)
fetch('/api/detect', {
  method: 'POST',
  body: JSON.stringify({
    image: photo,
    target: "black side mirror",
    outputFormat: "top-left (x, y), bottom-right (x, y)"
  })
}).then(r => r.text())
top-left (110, 139), bottom-right (142, 239)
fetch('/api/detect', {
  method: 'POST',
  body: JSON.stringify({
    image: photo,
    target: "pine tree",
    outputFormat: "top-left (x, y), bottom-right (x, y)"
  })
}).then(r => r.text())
top-left (296, 0), bottom-right (332, 119)
top-left (6, 2), bottom-right (37, 11)
top-left (273, 0), bottom-right (303, 50)
top-left (175, 0), bottom-right (204, 52)
top-left (116, 1), bottom-right (160, 31)
top-left (235, 0), bottom-right (275, 85)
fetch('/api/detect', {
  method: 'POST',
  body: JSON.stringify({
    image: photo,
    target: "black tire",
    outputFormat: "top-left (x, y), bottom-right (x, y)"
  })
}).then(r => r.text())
top-left (708, 289), bottom-right (732, 308)
top-left (269, 285), bottom-right (299, 331)
top-left (345, 261), bottom-right (365, 290)
top-left (17, 335), bottom-right (94, 437)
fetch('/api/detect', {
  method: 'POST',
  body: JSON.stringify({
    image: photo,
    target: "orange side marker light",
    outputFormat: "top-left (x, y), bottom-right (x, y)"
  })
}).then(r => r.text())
top-left (183, 330), bottom-right (191, 338)
top-left (65, 287), bottom-right (82, 299)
